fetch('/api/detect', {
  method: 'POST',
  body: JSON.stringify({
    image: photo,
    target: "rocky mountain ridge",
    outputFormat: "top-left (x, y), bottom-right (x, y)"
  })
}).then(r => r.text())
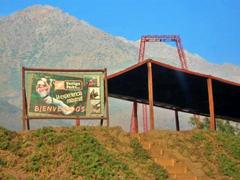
top-left (0, 5), bottom-right (239, 130)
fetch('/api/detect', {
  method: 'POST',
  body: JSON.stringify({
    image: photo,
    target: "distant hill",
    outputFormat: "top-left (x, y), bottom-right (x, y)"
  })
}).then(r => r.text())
top-left (0, 5), bottom-right (239, 130)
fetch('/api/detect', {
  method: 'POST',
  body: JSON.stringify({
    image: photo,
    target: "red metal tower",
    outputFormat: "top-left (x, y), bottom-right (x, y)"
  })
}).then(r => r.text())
top-left (138, 35), bottom-right (188, 68)
top-left (130, 35), bottom-right (188, 133)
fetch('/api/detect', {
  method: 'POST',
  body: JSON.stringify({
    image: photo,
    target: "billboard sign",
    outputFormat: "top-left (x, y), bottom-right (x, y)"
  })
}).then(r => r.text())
top-left (23, 68), bottom-right (108, 122)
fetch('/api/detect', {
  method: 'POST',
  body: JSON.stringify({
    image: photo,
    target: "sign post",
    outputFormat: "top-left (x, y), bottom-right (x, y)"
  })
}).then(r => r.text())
top-left (22, 67), bottom-right (109, 130)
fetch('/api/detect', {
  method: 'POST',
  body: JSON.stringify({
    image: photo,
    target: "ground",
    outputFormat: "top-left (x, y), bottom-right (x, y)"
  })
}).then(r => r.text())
top-left (0, 126), bottom-right (239, 179)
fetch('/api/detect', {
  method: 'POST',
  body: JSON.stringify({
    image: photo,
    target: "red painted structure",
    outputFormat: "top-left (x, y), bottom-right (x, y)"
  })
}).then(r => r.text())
top-left (108, 59), bottom-right (240, 133)
top-left (131, 35), bottom-right (188, 133)
top-left (138, 35), bottom-right (188, 69)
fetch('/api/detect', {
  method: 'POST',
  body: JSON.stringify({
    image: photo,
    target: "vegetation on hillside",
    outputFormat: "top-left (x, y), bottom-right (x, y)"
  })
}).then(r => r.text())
top-left (1, 118), bottom-right (239, 179)
top-left (190, 117), bottom-right (240, 135)
top-left (0, 126), bottom-right (167, 179)
top-left (177, 118), bottom-right (240, 179)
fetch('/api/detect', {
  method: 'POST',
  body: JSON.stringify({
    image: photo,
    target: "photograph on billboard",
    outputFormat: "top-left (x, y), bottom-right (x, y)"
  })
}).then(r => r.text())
top-left (24, 70), bottom-right (108, 119)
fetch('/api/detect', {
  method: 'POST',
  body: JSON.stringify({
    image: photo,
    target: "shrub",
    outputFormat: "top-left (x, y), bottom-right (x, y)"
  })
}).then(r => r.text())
top-left (218, 154), bottom-right (240, 180)
top-left (24, 151), bottom-right (53, 172)
top-left (130, 138), bottom-right (150, 160)
top-left (191, 132), bottom-right (206, 142)
top-left (0, 126), bottom-right (13, 150)
top-left (33, 127), bottom-right (64, 145)
top-left (67, 132), bottom-right (138, 179)
top-left (148, 163), bottom-right (168, 180)
top-left (217, 120), bottom-right (237, 135)
top-left (0, 158), bottom-right (6, 167)
top-left (130, 138), bottom-right (168, 179)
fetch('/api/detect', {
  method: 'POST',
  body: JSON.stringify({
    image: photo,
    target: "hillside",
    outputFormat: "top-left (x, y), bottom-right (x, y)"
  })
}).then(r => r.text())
top-left (0, 126), bottom-right (168, 179)
top-left (0, 5), bottom-right (240, 131)
top-left (139, 129), bottom-right (240, 180)
top-left (0, 126), bottom-right (239, 179)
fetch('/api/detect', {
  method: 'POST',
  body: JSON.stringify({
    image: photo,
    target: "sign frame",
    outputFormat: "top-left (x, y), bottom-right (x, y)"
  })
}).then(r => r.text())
top-left (22, 67), bottom-right (109, 130)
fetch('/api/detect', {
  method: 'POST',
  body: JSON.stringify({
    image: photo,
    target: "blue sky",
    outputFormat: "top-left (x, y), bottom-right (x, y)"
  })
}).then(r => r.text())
top-left (1, 0), bottom-right (240, 66)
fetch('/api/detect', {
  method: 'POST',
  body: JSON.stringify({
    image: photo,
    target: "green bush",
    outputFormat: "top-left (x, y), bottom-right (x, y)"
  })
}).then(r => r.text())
top-left (130, 138), bottom-right (150, 160)
top-left (0, 172), bottom-right (17, 180)
top-left (24, 150), bottom-right (53, 172)
top-left (32, 127), bottom-right (55, 137)
top-left (24, 154), bottom-right (41, 172)
top-left (130, 138), bottom-right (168, 179)
top-left (0, 126), bottom-right (13, 150)
top-left (189, 117), bottom-right (240, 135)
top-left (33, 127), bottom-right (64, 145)
top-left (217, 133), bottom-right (240, 159)
top-left (191, 132), bottom-right (206, 142)
top-left (218, 154), bottom-right (240, 180)
top-left (189, 117), bottom-right (209, 129)
top-left (148, 163), bottom-right (168, 180)
top-left (0, 158), bottom-right (6, 167)
top-left (217, 120), bottom-right (237, 135)
top-left (67, 132), bottom-right (138, 179)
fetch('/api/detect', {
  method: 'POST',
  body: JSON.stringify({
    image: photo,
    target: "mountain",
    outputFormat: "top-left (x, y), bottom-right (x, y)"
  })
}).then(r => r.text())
top-left (0, 5), bottom-right (239, 131)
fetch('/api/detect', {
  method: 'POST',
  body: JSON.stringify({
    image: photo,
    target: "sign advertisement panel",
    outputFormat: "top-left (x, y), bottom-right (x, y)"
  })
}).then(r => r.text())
top-left (25, 70), bottom-right (107, 119)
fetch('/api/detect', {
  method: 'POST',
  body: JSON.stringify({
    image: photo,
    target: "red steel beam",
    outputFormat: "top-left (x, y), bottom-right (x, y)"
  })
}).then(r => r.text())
top-left (143, 104), bottom-right (148, 132)
top-left (175, 110), bottom-right (180, 131)
top-left (75, 119), bottom-right (80, 126)
top-left (207, 78), bottom-right (216, 130)
top-left (138, 35), bottom-right (188, 69)
top-left (147, 62), bottom-right (154, 130)
top-left (136, 35), bottom-right (188, 133)
top-left (130, 102), bottom-right (138, 134)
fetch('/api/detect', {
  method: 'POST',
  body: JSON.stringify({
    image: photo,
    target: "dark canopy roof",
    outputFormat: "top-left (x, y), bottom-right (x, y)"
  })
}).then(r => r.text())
top-left (107, 59), bottom-right (240, 123)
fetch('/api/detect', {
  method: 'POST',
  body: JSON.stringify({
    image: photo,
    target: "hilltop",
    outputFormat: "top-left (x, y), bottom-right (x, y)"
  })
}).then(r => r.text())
top-left (0, 5), bottom-right (240, 131)
top-left (0, 126), bottom-right (168, 179)
top-left (0, 126), bottom-right (239, 179)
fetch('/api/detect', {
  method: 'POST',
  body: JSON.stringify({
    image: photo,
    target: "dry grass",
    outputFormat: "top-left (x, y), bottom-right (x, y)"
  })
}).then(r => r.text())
top-left (0, 126), bottom-right (167, 179)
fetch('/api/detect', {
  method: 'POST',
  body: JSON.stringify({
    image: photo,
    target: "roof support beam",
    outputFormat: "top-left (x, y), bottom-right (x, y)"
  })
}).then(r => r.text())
top-left (75, 119), bottom-right (80, 126)
top-left (147, 62), bottom-right (154, 130)
top-left (22, 66), bottom-right (30, 130)
top-left (175, 110), bottom-right (180, 131)
top-left (143, 104), bottom-right (148, 132)
top-left (130, 101), bottom-right (138, 134)
top-left (207, 78), bottom-right (216, 130)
